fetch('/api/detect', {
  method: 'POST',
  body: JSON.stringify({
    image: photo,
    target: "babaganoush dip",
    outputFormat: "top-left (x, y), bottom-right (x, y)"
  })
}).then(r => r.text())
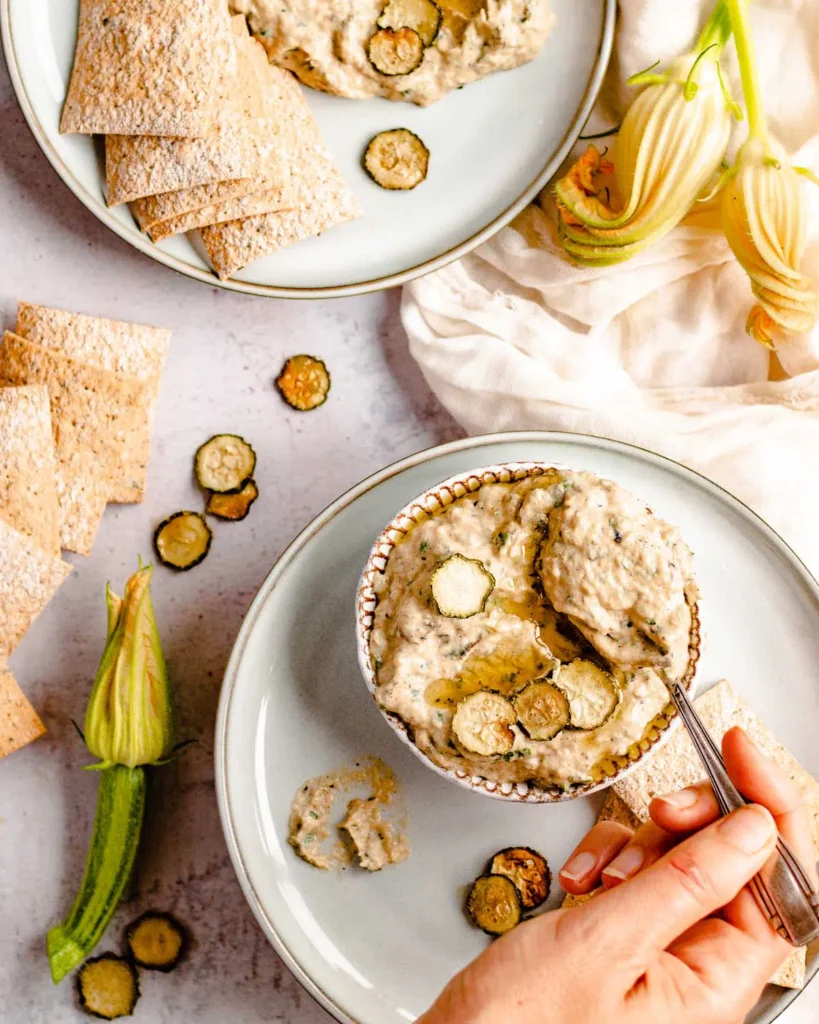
top-left (368, 469), bottom-right (700, 791)
top-left (231, 0), bottom-right (556, 106)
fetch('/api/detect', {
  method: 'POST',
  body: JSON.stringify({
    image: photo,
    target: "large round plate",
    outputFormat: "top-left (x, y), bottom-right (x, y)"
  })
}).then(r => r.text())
top-left (2, 0), bottom-right (613, 298)
top-left (216, 433), bottom-right (819, 1024)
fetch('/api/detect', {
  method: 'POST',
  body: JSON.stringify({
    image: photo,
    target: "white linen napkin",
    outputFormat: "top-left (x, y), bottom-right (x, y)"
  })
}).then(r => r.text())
top-left (402, 0), bottom-right (819, 577)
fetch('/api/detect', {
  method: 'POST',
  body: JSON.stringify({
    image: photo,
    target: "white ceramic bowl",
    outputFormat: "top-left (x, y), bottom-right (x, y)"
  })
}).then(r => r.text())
top-left (356, 461), bottom-right (701, 803)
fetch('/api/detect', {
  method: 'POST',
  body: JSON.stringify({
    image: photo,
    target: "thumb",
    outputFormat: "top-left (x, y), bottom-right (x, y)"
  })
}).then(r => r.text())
top-left (588, 804), bottom-right (778, 951)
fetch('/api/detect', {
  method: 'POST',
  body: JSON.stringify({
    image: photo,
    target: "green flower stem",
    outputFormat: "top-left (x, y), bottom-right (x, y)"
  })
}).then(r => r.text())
top-left (727, 0), bottom-right (768, 141)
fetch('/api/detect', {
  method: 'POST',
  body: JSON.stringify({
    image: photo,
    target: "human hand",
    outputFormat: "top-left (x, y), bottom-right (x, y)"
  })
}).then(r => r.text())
top-left (419, 727), bottom-right (817, 1024)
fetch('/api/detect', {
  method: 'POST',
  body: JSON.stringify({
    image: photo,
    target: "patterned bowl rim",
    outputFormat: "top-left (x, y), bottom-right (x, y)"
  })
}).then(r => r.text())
top-left (355, 461), bottom-right (702, 804)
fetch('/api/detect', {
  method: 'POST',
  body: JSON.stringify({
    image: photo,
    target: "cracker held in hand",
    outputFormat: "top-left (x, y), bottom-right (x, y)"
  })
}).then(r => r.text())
top-left (105, 18), bottom-right (270, 205)
top-left (200, 72), bottom-right (360, 279)
top-left (0, 520), bottom-right (71, 656)
top-left (0, 660), bottom-right (47, 759)
top-left (60, 0), bottom-right (236, 137)
top-left (0, 333), bottom-right (152, 553)
top-left (0, 385), bottom-right (60, 556)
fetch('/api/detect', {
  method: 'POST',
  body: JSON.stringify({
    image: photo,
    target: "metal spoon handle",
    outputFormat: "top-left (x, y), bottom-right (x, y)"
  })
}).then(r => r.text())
top-left (666, 680), bottom-right (819, 947)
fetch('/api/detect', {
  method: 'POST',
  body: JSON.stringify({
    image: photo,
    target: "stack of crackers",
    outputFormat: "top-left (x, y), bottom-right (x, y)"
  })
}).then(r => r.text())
top-left (61, 2), bottom-right (360, 280)
top-left (562, 680), bottom-right (819, 990)
top-left (0, 303), bottom-right (170, 760)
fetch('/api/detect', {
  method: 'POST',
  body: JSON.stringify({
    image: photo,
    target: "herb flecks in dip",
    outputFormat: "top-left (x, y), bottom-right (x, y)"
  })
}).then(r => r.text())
top-left (231, 0), bottom-right (556, 106)
top-left (369, 470), bottom-right (699, 790)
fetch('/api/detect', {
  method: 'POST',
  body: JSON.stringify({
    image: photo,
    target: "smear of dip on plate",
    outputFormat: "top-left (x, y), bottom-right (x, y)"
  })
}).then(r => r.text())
top-left (231, 0), bottom-right (556, 106)
top-left (369, 470), bottom-right (699, 790)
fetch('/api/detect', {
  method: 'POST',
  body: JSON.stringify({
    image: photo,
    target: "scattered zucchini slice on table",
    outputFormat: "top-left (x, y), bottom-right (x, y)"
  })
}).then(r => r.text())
top-left (367, 27), bottom-right (424, 76)
top-left (513, 680), bottom-right (570, 741)
top-left (276, 355), bottom-right (331, 411)
top-left (557, 660), bottom-right (620, 730)
top-left (77, 954), bottom-right (140, 1020)
top-left (364, 129), bottom-right (430, 191)
top-left (452, 690), bottom-right (516, 756)
top-left (125, 911), bottom-right (187, 972)
top-left (467, 874), bottom-right (522, 936)
top-left (194, 434), bottom-right (256, 493)
top-left (431, 554), bottom-right (494, 618)
top-left (377, 0), bottom-right (442, 46)
top-left (206, 479), bottom-right (259, 521)
top-left (154, 512), bottom-right (213, 571)
top-left (489, 847), bottom-right (551, 910)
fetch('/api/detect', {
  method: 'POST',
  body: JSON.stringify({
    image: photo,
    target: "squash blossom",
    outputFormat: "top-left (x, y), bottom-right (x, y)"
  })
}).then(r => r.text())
top-left (722, 0), bottom-right (818, 346)
top-left (556, 0), bottom-right (737, 266)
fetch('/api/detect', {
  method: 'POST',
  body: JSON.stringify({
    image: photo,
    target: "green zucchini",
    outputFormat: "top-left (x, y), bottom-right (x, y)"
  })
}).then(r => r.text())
top-left (430, 554), bottom-right (494, 618)
top-left (377, 0), bottom-right (442, 46)
top-left (557, 659), bottom-right (620, 730)
top-left (77, 953), bottom-right (140, 1019)
top-left (367, 27), bottom-right (424, 76)
top-left (452, 690), bottom-right (516, 756)
top-left (363, 129), bottom-right (430, 191)
top-left (466, 874), bottom-right (522, 935)
top-left (47, 766), bottom-right (146, 983)
top-left (513, 680), bottom-right (570, 741)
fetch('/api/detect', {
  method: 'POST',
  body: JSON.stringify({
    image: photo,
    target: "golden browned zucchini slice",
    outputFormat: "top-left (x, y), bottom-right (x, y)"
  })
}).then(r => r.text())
top-left (276, 355), bottom-right (331, 411)
top-left (489, 847), bottom-right (551, 910)
top-left (513, 680), bottom-right (570, 741)
top-left (430, 554), bottom-right (494, 618)
top-left (367, 27), bottom-right (424, 76)
top-left (452, 690), bottom-right (516, 756)
top-left (154, 511), bottom-right (213, 571)
top-left (377, 0), bottom-right (442, 46)
top-left (206, 479), bottom-right (259, 521)
top-left (194, 434), bottom-right (256, 493)
top-left (125, 911), bottom-right (187, 972)
top-left (77, 954), bottom-right (140, 1020)
top-left (557, 659), bottom-right (620, 731)
top-left (364, 129), bottom-right (430, 191)
top-left (466, 874), bottom-right (522, 936)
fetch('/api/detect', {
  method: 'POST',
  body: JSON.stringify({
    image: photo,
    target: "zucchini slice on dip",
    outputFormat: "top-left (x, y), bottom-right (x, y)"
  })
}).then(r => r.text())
top-left (206, 479), bottom-right (259, 521)
top-left (154, 511), bottom-right (213, 571)
top-left (557, 660), bottom-right (620, 731)
top-left (125, 911), bottom-right (187, 972)
top-left (367, 27), bottom-right (425, 76)
top-left (194, 434), bottom-right (256, 493)
top-left (452, 691), bottom-right (516, 756)
top-left (430, 554), bottom-right (494, 618)
top-left (276, 355), bottom-right (331, 411)
top-left (377, 0), bottom-right (442, 46)
top-left (467, 874), bottom-right (522, 936)
top-left (513, 680), bottom-right (570, 741)
top-left (489, 847), bottom-right (551, 910)
top-left (364, 129), bottom-right (430, 191)
top-left (77, 954), bottom-right (140, 1020)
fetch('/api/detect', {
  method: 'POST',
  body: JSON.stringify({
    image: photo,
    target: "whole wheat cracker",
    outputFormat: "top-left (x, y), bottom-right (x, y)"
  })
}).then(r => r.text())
top-left (132, 178), bottom-right (260, 234)
top-left (0, 333), bottom-right (152, 552)
top-left (60, 0), bottom-right (236, 137)
top-left (200, 69), bottom-right (361, 279)
top-left (0, 385), bottom-right (61, 556)
top-left (105, 19), bottom-right (269, 205)
top-left (0, 660), bottom-right (47, 759)
top-left (15, 302), bottom-right (170, 399)
top-left (0, 520), bottom-right (72, 656)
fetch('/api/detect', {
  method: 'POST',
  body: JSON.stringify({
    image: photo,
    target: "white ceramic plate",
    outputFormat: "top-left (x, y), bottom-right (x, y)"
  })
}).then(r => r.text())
top-left (2, 0), bottom-right (613, 298)
top-left (216, 432), bottom-right (818, 1024)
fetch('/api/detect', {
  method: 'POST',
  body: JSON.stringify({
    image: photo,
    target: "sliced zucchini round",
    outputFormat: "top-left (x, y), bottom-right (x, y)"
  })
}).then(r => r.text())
top-left (276, 355), bottom-right (331, 411)
top-left (194, 434), bottom-right (256, 493)
top-left (513, 680), bottom-right (570, 741)
top-left (452, 690), bottom-right (516, 756)
top-left (77, 954), bottom-right (140, 1020)
top-left (489, 847), bottom-right (551, 911)
top-left (377, 0), bottom-right (442, 46)
top-left (556, 659), bottom-right (620, 731)
top-left (430, 554), bottom-right (494, 618)
top-left (364, 129), bottom-right (430, 191)
top-left (125, 911), bottom-right (187, 972)
top-left (206, 479), bottom-right (259, 521)
top-left (466, 874), bottom-right (522, 936)
top-left (367, 27), bottom-right (424, 76)
top-left (154, 511), bottom-right (213, 571)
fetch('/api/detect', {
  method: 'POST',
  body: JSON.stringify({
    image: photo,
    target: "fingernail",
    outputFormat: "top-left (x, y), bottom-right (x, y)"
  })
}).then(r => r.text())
top-left (603, 844), bottom-right (644, 881)
top-left (718, 806), bottom-right (775, 855)
top-left (655, 787), bottom-right (700, 809)
top-left (560, 851), bottom-right (597, 883)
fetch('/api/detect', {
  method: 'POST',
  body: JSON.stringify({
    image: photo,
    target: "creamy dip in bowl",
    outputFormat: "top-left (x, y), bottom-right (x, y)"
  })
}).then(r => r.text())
top-left (356, 463), bottom-right (701, 802)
